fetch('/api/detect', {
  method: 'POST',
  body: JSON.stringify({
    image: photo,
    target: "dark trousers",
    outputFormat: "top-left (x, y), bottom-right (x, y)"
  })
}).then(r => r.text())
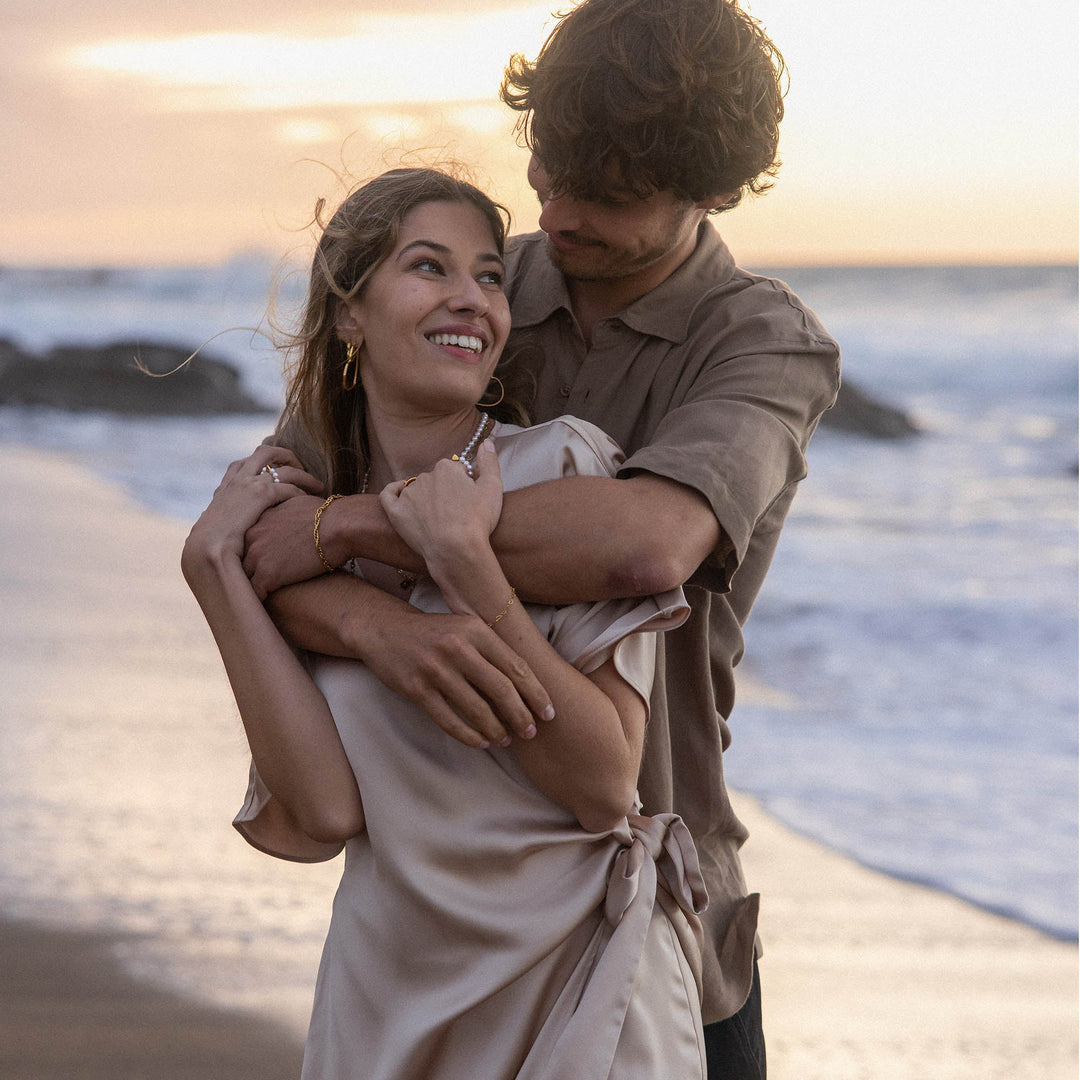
top-left (703, 958), bottom-right (765, 1079)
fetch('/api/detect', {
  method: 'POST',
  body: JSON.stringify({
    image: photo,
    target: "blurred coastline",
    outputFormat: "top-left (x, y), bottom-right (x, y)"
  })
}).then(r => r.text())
top-left (1, 258), bottom-right (1075, 936)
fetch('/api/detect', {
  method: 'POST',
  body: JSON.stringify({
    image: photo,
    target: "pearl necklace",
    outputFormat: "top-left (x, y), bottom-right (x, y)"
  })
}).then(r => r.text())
top-left (449, 413), bottom-right (495, 479)
top-left (360, 412), bottom-right (494, 494)
top-left (359, 412), bottom-right (495, 589)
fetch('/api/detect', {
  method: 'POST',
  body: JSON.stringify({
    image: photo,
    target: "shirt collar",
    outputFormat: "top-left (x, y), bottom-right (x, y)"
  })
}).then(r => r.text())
top-left (618, 222), bottom-right (736, 343)
top-left (506, 233), bottom-right (574, 329)
top-left (507, 222), bottom-right (737, 343)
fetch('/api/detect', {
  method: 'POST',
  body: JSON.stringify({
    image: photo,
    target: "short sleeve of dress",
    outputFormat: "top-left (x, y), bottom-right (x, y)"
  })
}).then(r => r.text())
top-left (544, 589), bottom-right (689, 715)
top-left (493, 414), bottom-right (625, 494)
top-left (233, 761), bottom-right (346, 863)
top-left (494, 416), bottom-right (690, 714)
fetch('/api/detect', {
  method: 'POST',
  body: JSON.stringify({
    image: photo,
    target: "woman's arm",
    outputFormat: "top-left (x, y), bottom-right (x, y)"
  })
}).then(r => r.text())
top-left (183, 447), bottom-right (365, 846)
top-left (381, 443), bottom-right (647, 833)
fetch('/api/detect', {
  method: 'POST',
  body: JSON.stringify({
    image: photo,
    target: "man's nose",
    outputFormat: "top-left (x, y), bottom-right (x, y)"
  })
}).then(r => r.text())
top-left (537, 192), bottom-right (580, 236)
top-left (529, 155), bottom-right (581, 235)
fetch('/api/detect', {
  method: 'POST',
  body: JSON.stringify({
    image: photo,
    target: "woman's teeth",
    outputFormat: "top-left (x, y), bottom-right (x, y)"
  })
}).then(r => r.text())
top-left (427, 332), bottom-right (483, 353)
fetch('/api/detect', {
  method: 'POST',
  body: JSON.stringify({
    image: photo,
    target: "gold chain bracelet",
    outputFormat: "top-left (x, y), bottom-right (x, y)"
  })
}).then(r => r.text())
top-left (487, 587), bottom-right (517, 629)
top-left (313, 493), bottom-right (345, 573)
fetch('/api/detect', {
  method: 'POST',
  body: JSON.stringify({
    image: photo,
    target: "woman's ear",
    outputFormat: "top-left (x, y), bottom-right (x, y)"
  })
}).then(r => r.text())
top-left (336, 300), bottom-right (363, 345)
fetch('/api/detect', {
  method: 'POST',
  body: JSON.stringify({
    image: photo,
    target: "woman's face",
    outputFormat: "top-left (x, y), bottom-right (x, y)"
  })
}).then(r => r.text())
top-left (340, 199), bottom-right (511, 417)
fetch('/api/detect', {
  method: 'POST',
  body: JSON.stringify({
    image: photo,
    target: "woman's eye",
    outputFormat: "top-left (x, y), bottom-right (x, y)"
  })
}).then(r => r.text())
top-left (412, 257), bottom-right (443, 274)
top-left (478, 270), bottom-right (504, 287)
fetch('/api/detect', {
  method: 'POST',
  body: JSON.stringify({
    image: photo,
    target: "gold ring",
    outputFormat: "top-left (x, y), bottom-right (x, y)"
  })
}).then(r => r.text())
top-left (401, 476), bottom-right (418, 489)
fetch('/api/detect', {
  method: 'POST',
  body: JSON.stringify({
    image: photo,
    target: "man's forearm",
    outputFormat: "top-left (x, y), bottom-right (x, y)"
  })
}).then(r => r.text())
top-left (492, 474), bottom-right (720, 604)
top-left (266, 573), bottom-right (400, 657)
top-left (315, 475), bottom-right (720, 607)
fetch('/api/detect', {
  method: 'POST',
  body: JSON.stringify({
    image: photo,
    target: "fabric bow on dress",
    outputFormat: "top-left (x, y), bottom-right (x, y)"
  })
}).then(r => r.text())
top-left (515, 813), bottom-right (709, 1080)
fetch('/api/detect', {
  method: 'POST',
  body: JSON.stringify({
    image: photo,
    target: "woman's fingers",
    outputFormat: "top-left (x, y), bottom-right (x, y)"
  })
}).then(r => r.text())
top-left (265, 464), bottom-right (324, 494)
top-left (241, 445), bottom-right (324, 490)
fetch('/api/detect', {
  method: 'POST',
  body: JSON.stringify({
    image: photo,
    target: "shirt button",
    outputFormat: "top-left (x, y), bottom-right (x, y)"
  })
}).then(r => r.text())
top-left (559, 383), bottom-right (572, 397)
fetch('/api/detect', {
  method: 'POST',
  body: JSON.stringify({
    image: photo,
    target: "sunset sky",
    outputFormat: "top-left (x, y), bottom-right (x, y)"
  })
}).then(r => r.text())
top-left (3, 0), bottom-right (1076, 266)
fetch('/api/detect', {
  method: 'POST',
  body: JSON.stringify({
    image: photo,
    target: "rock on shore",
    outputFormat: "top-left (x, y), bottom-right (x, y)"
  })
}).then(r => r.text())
top-left (820, 380), bottom-right (919, 439)
top-left (0, 339), bottom-right (272, 416)
top-left (0, 338), bottom-right (919, 438)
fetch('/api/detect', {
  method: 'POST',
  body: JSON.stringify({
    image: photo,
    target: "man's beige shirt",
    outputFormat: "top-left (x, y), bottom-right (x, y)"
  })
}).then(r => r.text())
top-left (504, 222), bottom-right (841, 1023)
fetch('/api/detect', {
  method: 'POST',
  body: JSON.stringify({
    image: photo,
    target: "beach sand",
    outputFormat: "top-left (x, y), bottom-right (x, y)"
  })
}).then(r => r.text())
top-left (1, 443), bottom-right (1076, 1079)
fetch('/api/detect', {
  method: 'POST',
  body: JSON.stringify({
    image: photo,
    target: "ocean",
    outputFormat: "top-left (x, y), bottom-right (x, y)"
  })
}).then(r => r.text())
top-left (0, 258), bottom-right (1075, 1020)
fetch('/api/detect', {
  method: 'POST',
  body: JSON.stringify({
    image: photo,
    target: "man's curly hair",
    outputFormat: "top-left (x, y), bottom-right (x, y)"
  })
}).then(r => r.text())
top-left (500, 0), bottom-right (786, 210)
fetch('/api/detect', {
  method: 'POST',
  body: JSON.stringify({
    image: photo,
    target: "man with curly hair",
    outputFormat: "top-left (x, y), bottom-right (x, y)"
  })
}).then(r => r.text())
top-left (492, 1), bottom-right (839, 1074)
top-left (244, 1), bottom-right (839, 1074)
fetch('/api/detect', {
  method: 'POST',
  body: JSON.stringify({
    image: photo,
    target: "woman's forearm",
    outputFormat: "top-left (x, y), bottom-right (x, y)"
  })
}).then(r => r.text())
top-left (183, 546), bottom-right (364, 843)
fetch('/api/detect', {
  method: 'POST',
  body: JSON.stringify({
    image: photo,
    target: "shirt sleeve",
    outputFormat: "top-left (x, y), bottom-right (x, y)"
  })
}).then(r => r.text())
top-left (618, 331), bottom-right (840, 592)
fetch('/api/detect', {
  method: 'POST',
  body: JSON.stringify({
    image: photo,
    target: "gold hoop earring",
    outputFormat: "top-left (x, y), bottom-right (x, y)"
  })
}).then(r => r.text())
top-left (477, 375), bottom-right (504, 408)
top-left (342, 343), bottom-right (359, 392)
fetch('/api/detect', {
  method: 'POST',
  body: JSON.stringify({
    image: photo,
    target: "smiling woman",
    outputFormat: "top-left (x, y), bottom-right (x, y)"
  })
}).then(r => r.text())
top-left (333, 201), bottom-right (511, 432)
top-left (180, 165), bottom-right (705, 1078)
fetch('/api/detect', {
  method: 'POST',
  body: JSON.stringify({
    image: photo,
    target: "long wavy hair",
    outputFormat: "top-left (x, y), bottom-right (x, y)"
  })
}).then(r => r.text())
top-left (501, 0), bottom-right (786, 210)
top-left (275, 167), bottom-right (528, 495)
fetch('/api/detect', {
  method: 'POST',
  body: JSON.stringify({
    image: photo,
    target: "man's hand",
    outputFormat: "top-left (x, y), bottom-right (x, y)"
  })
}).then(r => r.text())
top-left (359, 605), bottom-right (553, 749)
top-left (243, 492), bottom-right (329, 599)
top-left (268, 577), bottom-right (554, 749)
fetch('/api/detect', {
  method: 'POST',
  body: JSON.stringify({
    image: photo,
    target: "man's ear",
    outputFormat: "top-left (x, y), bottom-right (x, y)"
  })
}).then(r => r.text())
top-left (695, 192), bottom-right (737, 212)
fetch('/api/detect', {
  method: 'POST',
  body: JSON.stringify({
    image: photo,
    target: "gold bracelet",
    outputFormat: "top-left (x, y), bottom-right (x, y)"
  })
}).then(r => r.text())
top-left (487, 586), bottom-right (517, 628)
top-left (313, 493), bottom-right (345, 573)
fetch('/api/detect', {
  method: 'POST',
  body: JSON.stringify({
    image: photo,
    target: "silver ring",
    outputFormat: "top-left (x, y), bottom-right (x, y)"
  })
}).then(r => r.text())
top-left (261, 465), bottom-right (281, 483)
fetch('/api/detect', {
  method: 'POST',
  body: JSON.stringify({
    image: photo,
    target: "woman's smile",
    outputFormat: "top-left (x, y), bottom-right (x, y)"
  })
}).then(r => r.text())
top-left (424, 325), bottom-right (489, 362)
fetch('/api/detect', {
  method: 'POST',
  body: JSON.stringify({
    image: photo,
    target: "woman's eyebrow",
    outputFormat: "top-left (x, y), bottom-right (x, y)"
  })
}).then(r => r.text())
top-left (398, 239), bottom-right (504, 270)
top-left (399, 239), bottom-right (450, 259)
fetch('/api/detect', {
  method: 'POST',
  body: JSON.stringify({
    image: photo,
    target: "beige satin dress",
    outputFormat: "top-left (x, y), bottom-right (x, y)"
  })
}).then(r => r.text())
top-left (235, 417), bottom-right (708, 1079)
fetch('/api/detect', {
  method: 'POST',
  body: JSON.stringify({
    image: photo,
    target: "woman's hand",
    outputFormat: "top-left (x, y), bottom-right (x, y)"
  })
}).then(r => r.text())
top-left (184, 445), bottom-right (324, 572)
top-left (379, 439), bottom-right (502, 569)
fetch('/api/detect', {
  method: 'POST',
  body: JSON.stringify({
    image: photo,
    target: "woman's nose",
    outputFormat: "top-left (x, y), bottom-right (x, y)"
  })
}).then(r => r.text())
top-left (448, 274), bottom-right (488, 313)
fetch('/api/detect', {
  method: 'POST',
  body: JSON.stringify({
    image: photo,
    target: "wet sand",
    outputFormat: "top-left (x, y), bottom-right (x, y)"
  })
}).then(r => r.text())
top-left (0, 918), bottom-right (304, 1080)
top-left (1, 443), bottom-right (1076, 1079)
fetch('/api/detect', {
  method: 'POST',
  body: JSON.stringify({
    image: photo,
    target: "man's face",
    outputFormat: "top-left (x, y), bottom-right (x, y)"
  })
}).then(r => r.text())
top-left (527, 156), bottom-right (706, 284)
